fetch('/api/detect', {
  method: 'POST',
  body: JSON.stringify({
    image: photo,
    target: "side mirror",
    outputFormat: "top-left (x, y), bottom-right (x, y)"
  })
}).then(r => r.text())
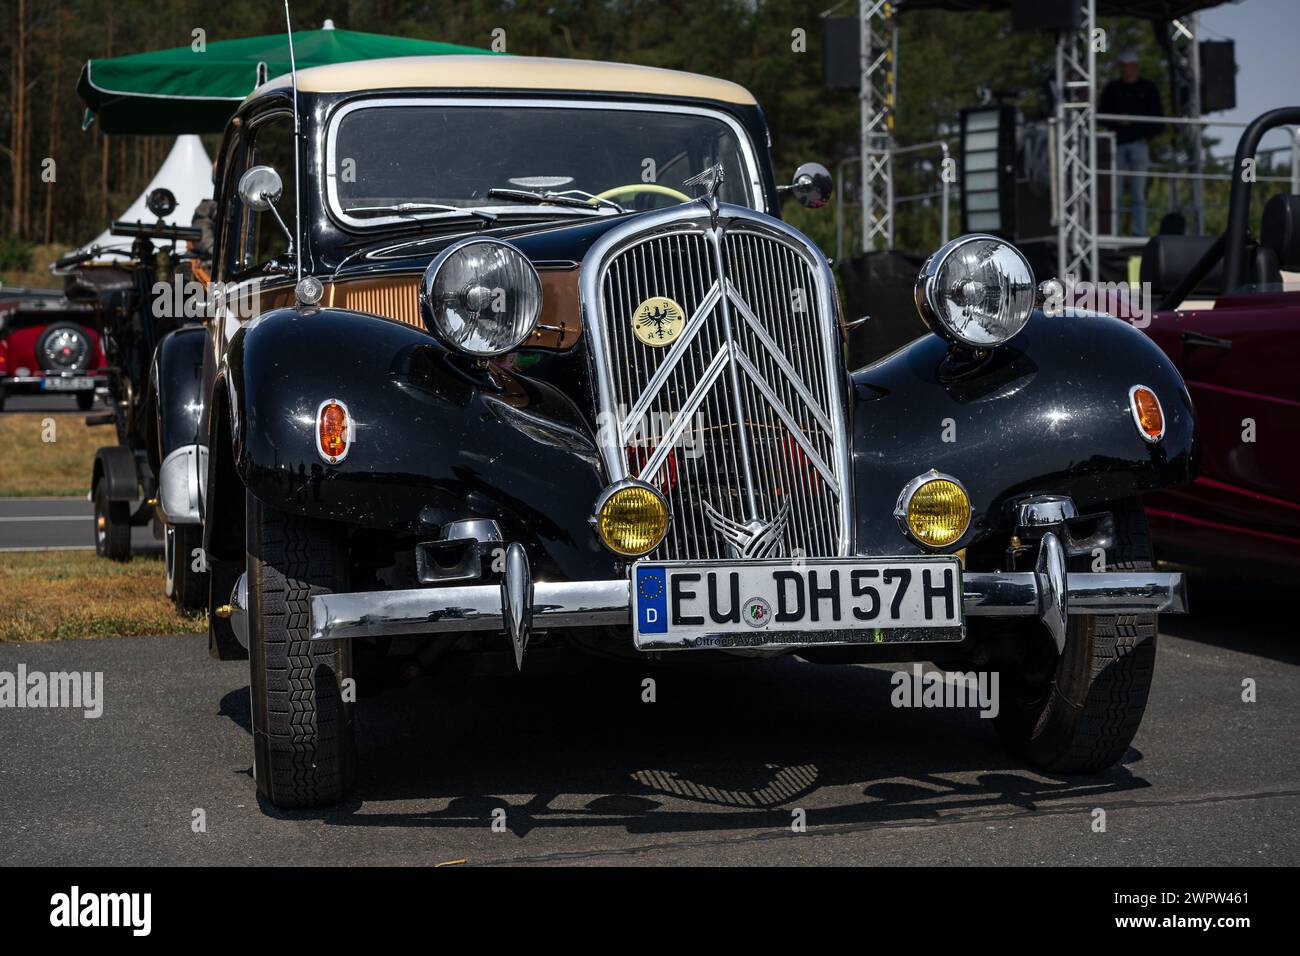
top-left (789, 162), bottom-right (833, 209)
top-left (237, 165), bottom-right (284, 212)
top-left (236, 165), bottom-right (294, 257)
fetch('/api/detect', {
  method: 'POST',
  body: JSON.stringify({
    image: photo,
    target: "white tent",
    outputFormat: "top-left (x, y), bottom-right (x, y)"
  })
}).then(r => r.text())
top-left (80, 134), bottom-right (214, 254)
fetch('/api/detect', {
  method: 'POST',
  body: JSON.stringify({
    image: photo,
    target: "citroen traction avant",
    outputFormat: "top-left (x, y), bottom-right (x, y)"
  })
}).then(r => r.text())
top-left (141, 55), bottom-right (1192, 807)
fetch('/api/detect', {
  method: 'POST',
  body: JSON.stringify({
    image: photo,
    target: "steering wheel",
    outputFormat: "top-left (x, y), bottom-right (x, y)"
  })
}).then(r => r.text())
top-left (593, 183), bottom-right (692, 209)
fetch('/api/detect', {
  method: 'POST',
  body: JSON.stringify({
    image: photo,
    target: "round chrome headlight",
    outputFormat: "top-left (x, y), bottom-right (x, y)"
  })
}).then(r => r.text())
top-left (915, 234), bottom-right (1035, 348)
top-left (419, 238), bottom-right (542, 356)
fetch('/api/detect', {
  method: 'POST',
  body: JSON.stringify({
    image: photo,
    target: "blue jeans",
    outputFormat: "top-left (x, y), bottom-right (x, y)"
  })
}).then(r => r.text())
top-left (1116, 139), bottom-right (1150, 237)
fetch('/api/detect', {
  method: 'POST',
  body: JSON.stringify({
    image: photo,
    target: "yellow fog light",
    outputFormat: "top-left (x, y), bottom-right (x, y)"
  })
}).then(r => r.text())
top-left (895, 471), bottom-right (971, 549)
top-left (593, 481), bottom-right (669, 557)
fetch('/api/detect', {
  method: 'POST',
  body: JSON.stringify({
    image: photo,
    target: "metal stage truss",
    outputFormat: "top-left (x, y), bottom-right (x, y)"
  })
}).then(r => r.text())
top-left (852, 0), bottom-right (1229, 282)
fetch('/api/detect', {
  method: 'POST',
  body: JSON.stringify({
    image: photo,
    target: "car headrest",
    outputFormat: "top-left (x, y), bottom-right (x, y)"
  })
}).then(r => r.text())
top-left (1260, 193), bottom-right (1300, 271)
top-left (1139, 235), bottom-right (1223, 298)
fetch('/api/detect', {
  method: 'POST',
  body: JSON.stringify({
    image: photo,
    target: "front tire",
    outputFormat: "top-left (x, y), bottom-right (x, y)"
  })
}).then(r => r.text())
top-left (246, 490), bottom-right (355, 808)
top-left (76, 390), bottom-right (94, 411)
top-left (93, 478), bottom-right (131, 561)
top-left (995, 498), bottom-right (1157, 774)
top-left (165, 522), bottom-right (208, 611)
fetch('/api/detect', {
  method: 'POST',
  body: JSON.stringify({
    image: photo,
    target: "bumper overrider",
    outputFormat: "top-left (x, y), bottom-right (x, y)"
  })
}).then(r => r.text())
top-left (227, 531), bottom-right (1186, 668)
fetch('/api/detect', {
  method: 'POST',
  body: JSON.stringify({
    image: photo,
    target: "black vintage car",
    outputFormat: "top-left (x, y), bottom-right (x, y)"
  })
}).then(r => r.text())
top-left (150, 55), bottom-right (1193, 808)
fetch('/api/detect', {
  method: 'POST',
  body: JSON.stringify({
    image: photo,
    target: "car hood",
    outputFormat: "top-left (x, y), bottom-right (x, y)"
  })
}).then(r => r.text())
top-left (328, 208), bottom-right (674, 281)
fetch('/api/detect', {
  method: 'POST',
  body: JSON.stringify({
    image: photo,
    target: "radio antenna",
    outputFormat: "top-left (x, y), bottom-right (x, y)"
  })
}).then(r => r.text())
top-left (284, 0), bottom-right (303, 286)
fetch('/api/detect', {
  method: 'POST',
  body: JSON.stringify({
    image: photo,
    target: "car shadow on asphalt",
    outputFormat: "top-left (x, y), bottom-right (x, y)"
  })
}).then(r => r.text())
top-left (221, 652), bottom-right (1152, 836)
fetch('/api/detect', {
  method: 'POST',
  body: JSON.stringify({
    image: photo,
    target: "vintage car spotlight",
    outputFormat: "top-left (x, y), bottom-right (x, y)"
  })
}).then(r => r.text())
top-left (895, 471), bottom-right (972, 549)
top-left (915, 234), bottom-right (1035, 349)
top-left (419, 238), bottom-right (542, 357)
top-left (592, 480), bottom-right (670, 557)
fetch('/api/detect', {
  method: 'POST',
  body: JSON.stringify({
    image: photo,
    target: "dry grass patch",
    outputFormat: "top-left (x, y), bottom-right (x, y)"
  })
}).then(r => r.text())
top-left (0, 413), bottom-right (111, 497)
top-left (0, 550), bottom-right (206, 642)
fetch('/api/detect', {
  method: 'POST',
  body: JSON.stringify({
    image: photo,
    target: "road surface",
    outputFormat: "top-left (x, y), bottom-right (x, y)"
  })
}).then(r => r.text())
top-left (0, 574), bottom-right (1294, 866)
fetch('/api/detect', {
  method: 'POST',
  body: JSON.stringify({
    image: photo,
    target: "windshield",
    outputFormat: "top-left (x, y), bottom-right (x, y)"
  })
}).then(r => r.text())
top-left (326, 100), bottom-right (762, 228)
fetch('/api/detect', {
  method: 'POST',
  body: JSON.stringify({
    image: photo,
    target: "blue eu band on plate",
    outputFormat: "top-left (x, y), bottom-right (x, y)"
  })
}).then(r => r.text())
top-left (636, 567), bottom-right (669, 634)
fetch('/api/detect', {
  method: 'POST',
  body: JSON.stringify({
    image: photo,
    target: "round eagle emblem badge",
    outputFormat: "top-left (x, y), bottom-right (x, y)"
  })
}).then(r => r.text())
top-left (632, 296), bottom-right (687, 347)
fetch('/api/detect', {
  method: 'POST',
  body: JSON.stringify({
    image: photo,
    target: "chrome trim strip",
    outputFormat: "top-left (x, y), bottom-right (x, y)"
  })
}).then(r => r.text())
top-left (309, 569), bottom-right (1187, 643)
top-left (311, 580), bottom-right (631, 642)
top-left (323, 97), bottom-right (767, 230)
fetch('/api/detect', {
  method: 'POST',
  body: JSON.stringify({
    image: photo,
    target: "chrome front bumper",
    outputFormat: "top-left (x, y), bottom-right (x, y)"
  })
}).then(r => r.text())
top-left (291, 533), bottom-right (1187, 664)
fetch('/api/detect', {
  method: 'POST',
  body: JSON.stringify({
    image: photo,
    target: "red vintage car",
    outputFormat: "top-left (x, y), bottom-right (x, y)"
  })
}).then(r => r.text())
top-left (0, 289), bottom-right (107, 411)
top-left (1139, 107), bottom-right (1300, 572)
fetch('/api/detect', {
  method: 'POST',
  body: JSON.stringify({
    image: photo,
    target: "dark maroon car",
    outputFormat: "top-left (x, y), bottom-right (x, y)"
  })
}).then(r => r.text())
top-left (0, 289), bottom-right (107, 411)
top-left (1138, 107), bottom-right (1300, 572)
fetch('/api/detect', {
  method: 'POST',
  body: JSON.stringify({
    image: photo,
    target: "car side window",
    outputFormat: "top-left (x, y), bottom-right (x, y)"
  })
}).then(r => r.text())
top-left (239, 113), bottom-right (297, 275)
top-left (213, 135), bottom-right (249, 284)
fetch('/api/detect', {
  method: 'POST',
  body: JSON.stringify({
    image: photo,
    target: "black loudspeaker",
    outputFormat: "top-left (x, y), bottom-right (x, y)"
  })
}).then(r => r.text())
top-left (1200, 40), bottom-right (1236, 114)
top-left (1011, 0), bottom-right (1081, 31)
top-left (822, 16), bottom-right (860, 90)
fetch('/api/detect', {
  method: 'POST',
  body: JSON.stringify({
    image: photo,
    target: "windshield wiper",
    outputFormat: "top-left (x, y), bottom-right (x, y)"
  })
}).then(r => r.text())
top-left (346, 202), bottom-right (499, 223)
top-left (486, 187), bottom-right (626, 214)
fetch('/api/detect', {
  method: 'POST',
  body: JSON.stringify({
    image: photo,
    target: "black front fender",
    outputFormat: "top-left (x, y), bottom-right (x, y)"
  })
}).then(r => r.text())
top-left (149, 324), bottom-right (207, 468)
top-left (225, 307), bottom-right (618, 580)
top-left (849, 311), bottom-right (1195, 554)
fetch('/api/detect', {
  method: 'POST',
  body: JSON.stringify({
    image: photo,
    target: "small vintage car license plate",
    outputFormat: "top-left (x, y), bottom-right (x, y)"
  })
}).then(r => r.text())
top-left (632, 557), bottom-right (964, 651)
top-left (41, 376), bottom-right (94, 391)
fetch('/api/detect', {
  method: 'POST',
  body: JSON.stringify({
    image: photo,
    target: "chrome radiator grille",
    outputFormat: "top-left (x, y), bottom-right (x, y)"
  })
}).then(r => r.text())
top-left (588, 209), bottom-right (850, 561)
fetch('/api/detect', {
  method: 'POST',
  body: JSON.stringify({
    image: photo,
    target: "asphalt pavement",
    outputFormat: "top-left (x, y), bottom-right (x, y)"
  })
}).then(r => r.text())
top-left (0, 497), bottom-right (160, 552)
top-left (0, 392), bottom-right (104, 414)
top-left (0, 574), bottom-right (1295, 866)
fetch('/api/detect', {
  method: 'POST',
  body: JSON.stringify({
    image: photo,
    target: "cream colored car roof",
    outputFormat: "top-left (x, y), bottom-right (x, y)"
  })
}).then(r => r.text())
top-left (251, 55), bottom-right (756, 106)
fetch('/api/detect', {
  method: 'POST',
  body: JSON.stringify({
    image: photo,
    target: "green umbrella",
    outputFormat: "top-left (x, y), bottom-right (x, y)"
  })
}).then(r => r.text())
top-left (77, 23), bottom-right (496, 135)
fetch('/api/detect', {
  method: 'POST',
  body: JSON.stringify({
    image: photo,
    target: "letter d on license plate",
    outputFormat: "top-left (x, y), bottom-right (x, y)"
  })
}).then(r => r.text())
top-left (632, 557), bottom-right (963, 651)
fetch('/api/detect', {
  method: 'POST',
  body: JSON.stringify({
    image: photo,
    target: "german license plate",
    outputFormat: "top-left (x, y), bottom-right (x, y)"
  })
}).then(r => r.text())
top-left (41, 376), bottom-right (94, 391)
top-left (632, 557), bottom-right (963, 650)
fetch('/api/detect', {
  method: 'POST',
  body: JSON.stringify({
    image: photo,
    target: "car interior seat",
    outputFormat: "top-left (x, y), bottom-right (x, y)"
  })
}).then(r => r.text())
top-left (1258, 193), bottom-right (1300, 281)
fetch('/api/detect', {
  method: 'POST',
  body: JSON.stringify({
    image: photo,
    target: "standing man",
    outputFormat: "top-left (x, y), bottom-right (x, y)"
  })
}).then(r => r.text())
top-left (1099, 50), bottom-right (1164, 236)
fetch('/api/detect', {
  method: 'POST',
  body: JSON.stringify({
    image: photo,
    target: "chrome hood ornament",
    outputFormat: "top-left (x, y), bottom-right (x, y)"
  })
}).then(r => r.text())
top-left (684, 163), bottom-right (726, 221)
top-left (702, 499), bottom-right (792, 559)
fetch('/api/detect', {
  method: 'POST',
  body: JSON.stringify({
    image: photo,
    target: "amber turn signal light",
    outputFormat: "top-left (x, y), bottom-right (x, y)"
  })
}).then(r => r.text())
top-left (316, 398), bottom-right (352, 464)
top-left (1129, 386), bottom-right (1164, 443)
